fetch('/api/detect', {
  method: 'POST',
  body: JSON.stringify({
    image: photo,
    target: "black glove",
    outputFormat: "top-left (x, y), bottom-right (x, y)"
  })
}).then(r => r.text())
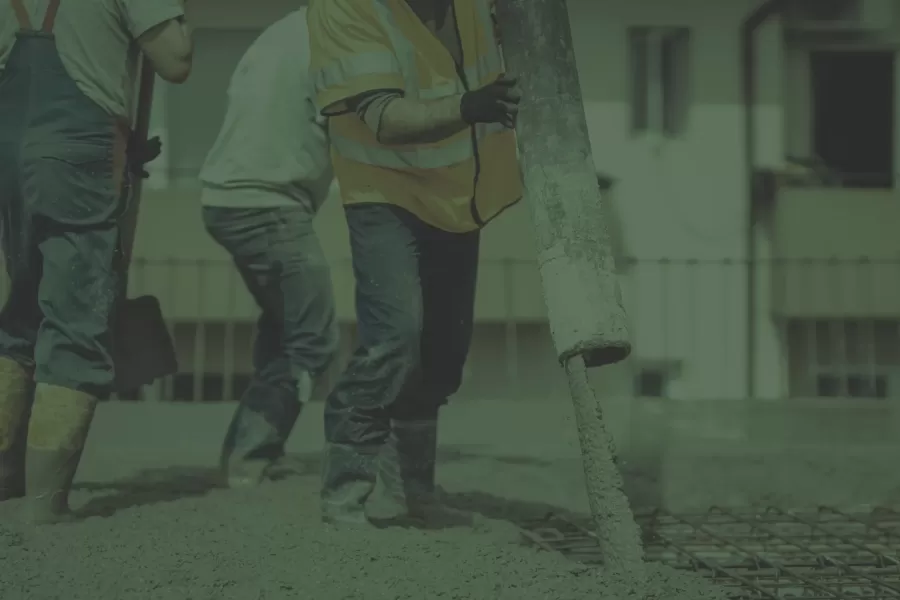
top-left (460, 74), bottom-right (520, 127)
top-left (127, 135), bottom-right (162, 179)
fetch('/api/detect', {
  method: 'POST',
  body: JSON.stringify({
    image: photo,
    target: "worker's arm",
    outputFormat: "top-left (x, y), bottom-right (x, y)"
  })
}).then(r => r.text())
top-left (121, 0), bottom-right (193, 83)
top-left (349, 76), bottom-right (521, 145)
top-left (347, 91), bottom-right (464, 145)
top-left (308, 0), bottom-right (518, 143)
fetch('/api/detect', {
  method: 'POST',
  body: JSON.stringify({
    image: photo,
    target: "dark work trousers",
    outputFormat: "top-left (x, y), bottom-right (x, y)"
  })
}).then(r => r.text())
top-left (324, 203), bottom-right (479, 448)
top-left (204, 205), bottom-right (339, 463)
top-left (0, 28), bottom-right (129, 399)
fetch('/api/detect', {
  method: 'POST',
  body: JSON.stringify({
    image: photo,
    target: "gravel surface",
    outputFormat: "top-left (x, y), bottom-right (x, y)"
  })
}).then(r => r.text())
top-left (4, 396), bottom-right (891, 600)
top-left (0, 475), bottom-right (728, 599)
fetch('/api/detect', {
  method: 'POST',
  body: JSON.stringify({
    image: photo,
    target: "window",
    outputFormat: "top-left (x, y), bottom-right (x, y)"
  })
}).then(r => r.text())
top-left (810, 50), bottom-right (895, 188)
top-left (786, 319), bottom-right (899, 398)
top-left (634, 369), bottom-right (667, 397)
top-left (632, 361), bottom-right (679, 398)
top-left (170, 372), bottom-right (253, 402)
top-left (628, 27), bottom-right (691, 137)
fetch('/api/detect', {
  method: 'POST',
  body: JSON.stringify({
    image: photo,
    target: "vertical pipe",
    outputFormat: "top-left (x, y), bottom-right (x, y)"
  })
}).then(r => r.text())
top-left (741, 0), bottom-right (787, 399)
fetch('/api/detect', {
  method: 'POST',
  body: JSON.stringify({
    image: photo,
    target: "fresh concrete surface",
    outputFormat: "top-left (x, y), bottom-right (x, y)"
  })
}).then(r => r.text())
top-left (75, 395), bottom-right (900, 515)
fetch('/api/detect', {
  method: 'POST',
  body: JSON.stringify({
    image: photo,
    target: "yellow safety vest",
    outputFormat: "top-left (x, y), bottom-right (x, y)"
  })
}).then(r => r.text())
top-left (308, 0), bottom-right (522, 233)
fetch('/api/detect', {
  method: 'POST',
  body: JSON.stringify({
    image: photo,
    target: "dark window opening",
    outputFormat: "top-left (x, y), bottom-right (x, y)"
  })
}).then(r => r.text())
top-left (628, 27), bottom-right (691, 137)
top-left (811, 51), bottom-right (895, 188)
top-left (634, 369), bottom-right (667, 397)
top-left (815, 374), bottom-right (887, 398)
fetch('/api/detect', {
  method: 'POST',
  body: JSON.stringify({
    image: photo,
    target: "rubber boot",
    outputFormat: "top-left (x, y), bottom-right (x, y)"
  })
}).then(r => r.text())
top-left (24, 383), bottom-right (97, 524)
top-left (0, 357), bottom-right (31, 501)
top-left (220, 373), bottom-right (310, 489)
top-left (321, 442), bottom-right (380, 527)
top-left (377, 419), bottom-right (474, 528)
top-left (219, 406), bottom-right (283, 489)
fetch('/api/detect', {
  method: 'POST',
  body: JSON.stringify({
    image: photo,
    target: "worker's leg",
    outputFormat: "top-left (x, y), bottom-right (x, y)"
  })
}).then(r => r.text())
top-left (0, 170), bottom-right (40, 501)
top-left (205, 206), bottom-right (338, 487)
top-left (19, 121), bottom-right (127, 523)
top-left (380, 226), bottom-right (480, 525)
top-left (321, 204), bottom-right (422, 525)
top-left (25, 218), bottom-right (120, 523)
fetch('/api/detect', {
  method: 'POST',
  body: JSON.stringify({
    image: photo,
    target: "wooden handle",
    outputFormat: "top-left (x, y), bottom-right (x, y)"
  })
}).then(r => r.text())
top-left (119, 58), bottom-right (156, 270)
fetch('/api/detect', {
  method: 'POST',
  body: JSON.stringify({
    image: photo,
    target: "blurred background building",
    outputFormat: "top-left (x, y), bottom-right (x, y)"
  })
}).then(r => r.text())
top-left (36, 0), bottom-right (900, 402)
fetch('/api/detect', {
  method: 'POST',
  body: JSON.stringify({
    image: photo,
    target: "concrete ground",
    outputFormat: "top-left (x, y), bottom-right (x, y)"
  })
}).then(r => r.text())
top-left (1, 396), bottom-right (897, 598)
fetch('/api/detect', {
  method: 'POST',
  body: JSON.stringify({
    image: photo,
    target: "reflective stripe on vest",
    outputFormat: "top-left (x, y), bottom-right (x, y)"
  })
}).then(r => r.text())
top-left (373, 0), bottom-right (503, 99)
top-left (323, 0), bottom-right (505, 170)
top-left (331, 121), bottom-right (505, 170)
top-left (313, 51), bottom-right (496, 102)
top-left (313, 51), bottom-right (404, 96)
top-left (310, 0), bottom-right (503, 103)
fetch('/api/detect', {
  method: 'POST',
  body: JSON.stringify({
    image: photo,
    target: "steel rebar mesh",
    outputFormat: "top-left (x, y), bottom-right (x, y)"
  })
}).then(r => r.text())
top-left (520, 507), bottom-right (900, 599)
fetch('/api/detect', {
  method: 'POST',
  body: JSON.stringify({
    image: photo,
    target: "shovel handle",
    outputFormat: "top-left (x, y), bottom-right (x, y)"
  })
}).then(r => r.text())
top-left (119, 58), bottom-right (156, 272)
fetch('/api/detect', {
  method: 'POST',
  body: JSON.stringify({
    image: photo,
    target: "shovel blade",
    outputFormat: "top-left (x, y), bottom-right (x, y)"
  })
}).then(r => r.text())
top-left (113, 295), bottom-right (178, 392)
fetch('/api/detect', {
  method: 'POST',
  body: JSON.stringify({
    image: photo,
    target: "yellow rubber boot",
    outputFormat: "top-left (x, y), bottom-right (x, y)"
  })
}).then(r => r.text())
top-left (0, 357), bottom-right (32, 501)
top-left (24, 383), bottom-right (97, 524)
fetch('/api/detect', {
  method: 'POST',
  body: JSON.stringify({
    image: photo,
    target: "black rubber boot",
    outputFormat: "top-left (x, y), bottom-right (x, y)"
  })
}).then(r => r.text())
top-left (377, 419), bottom-right (473, 528)
top-left (24, 383), bottom-right (97, 524)
top-left (321, 442), bottom-right (380, 527)
top-left (0, 357), bottom-right (32, 501)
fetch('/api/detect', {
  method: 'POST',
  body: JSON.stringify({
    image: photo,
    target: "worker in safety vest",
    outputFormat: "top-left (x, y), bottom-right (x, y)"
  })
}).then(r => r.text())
top-left (200, 9), bottom-right (339, 488)
top-left (0, 0), bottom-right (192, 523)
top-left (308, 0), bottom-right (523, 526)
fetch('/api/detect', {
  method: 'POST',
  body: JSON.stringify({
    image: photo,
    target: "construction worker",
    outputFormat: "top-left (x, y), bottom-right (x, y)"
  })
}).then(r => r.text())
top-left (0, 0), bottom-right (193, 523)
top-left (307, 0), bottom-right (523, 526)
top-left (200, 9), bottom-right (338, 488)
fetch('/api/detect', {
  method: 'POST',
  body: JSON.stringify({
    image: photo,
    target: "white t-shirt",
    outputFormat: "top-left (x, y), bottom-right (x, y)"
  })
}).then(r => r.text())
top-left (0, 0), bottom-right (185, 119)
top-left (199, 9), bottom-right (333, 213)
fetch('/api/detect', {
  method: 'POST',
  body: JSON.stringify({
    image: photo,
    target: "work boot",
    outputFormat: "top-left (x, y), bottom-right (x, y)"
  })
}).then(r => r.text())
top-left (219, 407), bottom-right (279, 489)
top-left (0, 357), bottom-right (32, 501)
top-left (220, 375), bottom-right (308, 488)
top-left (24, 383), bottom-right (97, 524)
top-left (321, 442), bottom-right (380, 527)
top-left (377, 419), bottom-right (474, 528)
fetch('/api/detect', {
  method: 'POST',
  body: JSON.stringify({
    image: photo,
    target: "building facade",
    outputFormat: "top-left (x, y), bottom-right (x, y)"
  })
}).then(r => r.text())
top-left (119, 0), bottom-right (900, 401)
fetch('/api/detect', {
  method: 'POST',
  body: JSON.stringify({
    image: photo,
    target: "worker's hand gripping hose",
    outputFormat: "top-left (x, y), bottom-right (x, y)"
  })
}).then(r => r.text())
top-left (460, 74), bottom-right (521, 127)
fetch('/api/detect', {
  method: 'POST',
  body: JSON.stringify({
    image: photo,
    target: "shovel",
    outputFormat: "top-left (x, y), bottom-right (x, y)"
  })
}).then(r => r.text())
top-left (112, 57), bottom-right (178, 393)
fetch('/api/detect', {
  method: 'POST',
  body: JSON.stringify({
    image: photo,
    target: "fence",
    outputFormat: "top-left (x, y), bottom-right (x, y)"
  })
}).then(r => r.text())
top-left (1, 257), bottom-right (897, 401)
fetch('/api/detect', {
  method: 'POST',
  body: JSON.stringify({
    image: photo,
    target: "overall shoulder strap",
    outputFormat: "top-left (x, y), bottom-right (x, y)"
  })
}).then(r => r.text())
top-left (9, 0), bottom-right (61, 33)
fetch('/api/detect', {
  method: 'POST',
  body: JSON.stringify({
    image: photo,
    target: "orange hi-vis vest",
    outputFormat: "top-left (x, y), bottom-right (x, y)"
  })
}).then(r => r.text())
top-left (308, 0), bottom-right (522, 233)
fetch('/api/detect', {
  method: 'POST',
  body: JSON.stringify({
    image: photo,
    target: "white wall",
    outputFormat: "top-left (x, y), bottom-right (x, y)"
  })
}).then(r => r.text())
top-left (569, 0), bottom-right (785, 399)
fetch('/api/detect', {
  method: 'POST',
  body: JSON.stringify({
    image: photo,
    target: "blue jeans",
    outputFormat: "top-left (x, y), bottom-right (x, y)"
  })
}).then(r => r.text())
top-left (324, 204), bottom-right (479, 447)
top-left (204, 205), bottom-right (338, 462)
top-left (0, 32), bottom-right (129, 398)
